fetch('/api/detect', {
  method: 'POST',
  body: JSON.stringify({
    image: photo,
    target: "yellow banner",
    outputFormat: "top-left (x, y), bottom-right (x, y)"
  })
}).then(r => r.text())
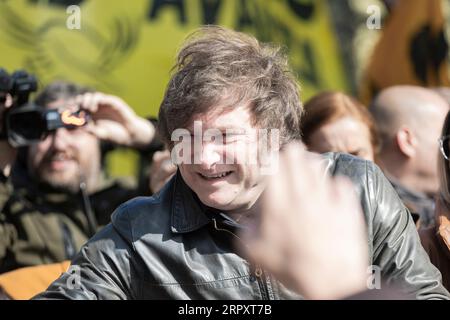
top-left (0, 0), bottom-right (347, 176)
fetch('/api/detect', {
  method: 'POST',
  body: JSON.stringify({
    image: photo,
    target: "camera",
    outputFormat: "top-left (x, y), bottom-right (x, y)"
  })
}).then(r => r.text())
top-left (0, 68), bottom-right (90, 147)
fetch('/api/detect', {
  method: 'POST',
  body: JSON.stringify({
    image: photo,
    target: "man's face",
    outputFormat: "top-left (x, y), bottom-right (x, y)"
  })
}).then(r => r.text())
top-left (177, 103), bottom-right (270, 213)
top-left (27, 99), bottom-right (100, 193)
top-left (414, 103), bottom-right (449, 196)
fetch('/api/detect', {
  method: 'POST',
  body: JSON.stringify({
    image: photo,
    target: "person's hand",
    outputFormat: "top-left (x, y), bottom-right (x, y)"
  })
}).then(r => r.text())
top-left (75, 92), bottom-right (155, 148)
top-left (435, 196), bottom-right (450, 249)
top-left (149, 150), bottom-right (177, 194)
top-left (0, 93), bottom-right (13, 132)
top-left (0, 93), bottom-right (17, 177)
top-left (240, 143), bottom-right (368, 300)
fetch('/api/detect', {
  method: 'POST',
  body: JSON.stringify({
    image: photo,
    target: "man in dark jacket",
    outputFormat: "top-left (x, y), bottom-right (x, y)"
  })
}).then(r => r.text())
top-left (0, 81), bottom-right (156, 273)
top-left (35, 26), bottom-right (449, 300)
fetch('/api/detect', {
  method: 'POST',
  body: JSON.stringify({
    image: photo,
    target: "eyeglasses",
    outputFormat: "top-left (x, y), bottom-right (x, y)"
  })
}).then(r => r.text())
top-left (439, 135), bottom-right (450, 160)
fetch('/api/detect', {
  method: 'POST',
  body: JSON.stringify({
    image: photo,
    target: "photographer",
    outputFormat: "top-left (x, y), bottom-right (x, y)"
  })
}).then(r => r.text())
top-left (0, 80), bottom-right (156, 275)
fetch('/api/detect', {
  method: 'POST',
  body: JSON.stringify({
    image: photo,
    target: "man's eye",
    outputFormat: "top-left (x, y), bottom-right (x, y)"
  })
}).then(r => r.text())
top-left (68, 126), bottom-right (85, 134)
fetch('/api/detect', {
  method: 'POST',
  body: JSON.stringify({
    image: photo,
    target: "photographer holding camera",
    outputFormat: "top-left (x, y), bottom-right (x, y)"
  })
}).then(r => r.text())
top-left (0, 77), bottom-right (157, 279)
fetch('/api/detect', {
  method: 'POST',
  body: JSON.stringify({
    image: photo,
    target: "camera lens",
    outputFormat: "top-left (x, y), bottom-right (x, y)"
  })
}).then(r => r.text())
top-left (8, 110), bottom-right (45, 141)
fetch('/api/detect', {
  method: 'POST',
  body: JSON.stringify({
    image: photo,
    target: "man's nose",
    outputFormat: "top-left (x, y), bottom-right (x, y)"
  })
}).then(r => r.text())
top-left (50, 127), bottom-right (71, 150)
top-left (197, 142), bottom-right (221, 169)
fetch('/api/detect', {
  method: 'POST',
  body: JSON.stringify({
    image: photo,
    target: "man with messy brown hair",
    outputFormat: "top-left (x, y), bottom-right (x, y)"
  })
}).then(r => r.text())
top-left (35, 26), bottom-right (449, 300)
top-left (158, 26), bottom-right (302, 149)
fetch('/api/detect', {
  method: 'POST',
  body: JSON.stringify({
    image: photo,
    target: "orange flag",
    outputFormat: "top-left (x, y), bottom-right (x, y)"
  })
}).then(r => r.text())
top-left (360, 0), bottom-right (450, 104)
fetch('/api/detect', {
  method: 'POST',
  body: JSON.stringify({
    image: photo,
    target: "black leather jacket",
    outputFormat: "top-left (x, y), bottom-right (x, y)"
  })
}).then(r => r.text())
top-left (34, 153), bottom-right (450, 299)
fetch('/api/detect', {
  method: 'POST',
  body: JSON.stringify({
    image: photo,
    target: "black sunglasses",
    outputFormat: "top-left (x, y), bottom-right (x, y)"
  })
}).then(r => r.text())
top-left (439, 135), bottom-right (450, 160)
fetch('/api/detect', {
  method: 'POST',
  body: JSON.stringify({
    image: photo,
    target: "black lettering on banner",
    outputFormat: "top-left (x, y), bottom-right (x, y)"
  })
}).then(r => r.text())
top-left (410, 24), bottom-right (449, 84)
top-left (237, 0), bottom-right (254, 30)
top-left (28, 0), bottom-right (85, 6)
top-left (270, 20), bottom-right (321, 88)
top-left (237, 2), bottom-right (273, 43)
top-left (236, 2), bottom-right (321, 89)
top-left (297, 41), bottom-right (320, 87)
top-left (201, 0), bottom-right (222, 24)
top-left (286, 0), bottom-right (315, 20)
top-left (148, 0), bottom-right (186, 24)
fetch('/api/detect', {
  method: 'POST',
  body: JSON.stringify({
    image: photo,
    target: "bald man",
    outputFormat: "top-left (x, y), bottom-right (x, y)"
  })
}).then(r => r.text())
top-left (370, 86), bottom-right (449, 229)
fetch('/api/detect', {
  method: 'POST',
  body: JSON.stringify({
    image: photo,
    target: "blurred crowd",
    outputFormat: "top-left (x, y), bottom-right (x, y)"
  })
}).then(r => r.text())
top-left (1, 71), bottom-right (450, 300)
top-left (0, 11), bottom-right (450, 300)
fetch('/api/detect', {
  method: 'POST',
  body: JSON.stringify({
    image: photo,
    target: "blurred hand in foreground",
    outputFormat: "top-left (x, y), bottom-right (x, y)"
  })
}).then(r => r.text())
top-left (240, 143), bottom-right (369, 300)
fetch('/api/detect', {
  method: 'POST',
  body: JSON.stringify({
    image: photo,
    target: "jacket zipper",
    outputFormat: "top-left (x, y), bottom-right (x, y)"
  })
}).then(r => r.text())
top-left (254, 265), bottom-right (269, 300)
top-left (60, 221), bottom-right (76, 259)
top-left (212, 218), bottom-right (273, 300)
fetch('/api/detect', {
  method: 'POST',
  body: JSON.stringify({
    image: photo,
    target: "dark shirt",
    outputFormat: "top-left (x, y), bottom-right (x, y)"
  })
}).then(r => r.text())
top-left (389, 178), bottom-right (435, 229)
top-left (0, 166), bottom-right (144, 274)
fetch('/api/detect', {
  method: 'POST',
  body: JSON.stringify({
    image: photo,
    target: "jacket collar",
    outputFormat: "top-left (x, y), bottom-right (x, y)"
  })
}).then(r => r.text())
top-left (170, 171), bottom-right (212, 233)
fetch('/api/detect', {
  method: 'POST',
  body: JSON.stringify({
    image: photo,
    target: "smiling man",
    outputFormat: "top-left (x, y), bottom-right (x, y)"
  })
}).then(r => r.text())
top-left (35, 26), bottom-right (449, 300)
top-left (172, 105), bottom-right (271, 219)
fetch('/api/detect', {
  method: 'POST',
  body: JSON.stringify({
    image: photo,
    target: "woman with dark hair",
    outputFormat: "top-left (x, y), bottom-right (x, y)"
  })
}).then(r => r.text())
top-left (301, 91), bottom-right (379, 161)
top-left (420, 110), bottom-right (450, 291)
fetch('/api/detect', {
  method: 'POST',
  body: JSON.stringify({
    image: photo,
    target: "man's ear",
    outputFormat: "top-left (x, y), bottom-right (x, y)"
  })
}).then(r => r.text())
top-left (395, 127), bottom-right (417, 158)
